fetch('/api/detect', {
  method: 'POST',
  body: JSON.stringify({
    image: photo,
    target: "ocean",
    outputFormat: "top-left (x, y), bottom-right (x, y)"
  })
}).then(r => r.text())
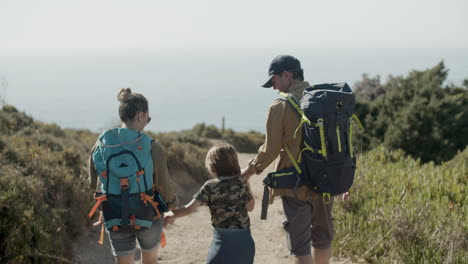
top-left (1, 48), bottom-right (467, 133)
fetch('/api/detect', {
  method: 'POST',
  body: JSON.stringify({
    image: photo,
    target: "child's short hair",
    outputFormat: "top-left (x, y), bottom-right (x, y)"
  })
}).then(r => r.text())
top-left (205, 143), bottom-right (241, 177)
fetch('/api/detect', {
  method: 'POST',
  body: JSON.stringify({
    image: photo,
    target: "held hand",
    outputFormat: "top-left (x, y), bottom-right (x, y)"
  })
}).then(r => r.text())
top-left (93, 211), bottom-right (104, 227)
top-left (342, 191), bottom-right (351, 202)
top-left (163, 211), bottom-right (176, 228)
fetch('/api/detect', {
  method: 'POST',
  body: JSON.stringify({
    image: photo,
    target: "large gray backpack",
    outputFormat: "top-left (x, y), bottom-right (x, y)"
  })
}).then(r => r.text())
top-left (298, 83), bottom-right (362, 199)
top-left (263, 83), bottom-right (362, 205)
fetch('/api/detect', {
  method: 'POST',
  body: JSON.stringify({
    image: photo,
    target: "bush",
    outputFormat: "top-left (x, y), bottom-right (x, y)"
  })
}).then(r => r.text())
top-left (0, 105), bottom-right (36, 135)
top-left (353, 62), bottom-right (468, 163)
top-left (189, 123), bottom-right (265, 153)
top-left (333, 146), bottom-right (467, 263)
top-left (0, 136), bottom-right (91, 263)
top-left (0, 108), bottom-right (266, 262)
top-left (222, 129), bottom-right (264, 153)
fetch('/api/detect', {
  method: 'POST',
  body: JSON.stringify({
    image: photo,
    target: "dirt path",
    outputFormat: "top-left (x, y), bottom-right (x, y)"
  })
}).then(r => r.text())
top-left (73, 153), bottom-right (351, 264)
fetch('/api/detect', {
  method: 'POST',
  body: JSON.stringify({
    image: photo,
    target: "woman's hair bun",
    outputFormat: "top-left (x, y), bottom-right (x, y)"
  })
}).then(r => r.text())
top-left (117, 88), bottom-right (133, 103)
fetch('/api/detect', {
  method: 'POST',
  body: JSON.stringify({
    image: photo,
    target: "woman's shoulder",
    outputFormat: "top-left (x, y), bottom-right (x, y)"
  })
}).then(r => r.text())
top-left (150, 140), bottom-right (162, 150)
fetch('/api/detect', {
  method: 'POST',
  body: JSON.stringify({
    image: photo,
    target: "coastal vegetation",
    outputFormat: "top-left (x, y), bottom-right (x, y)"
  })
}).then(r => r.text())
top-left (0, 62), bottom-right (466, 263)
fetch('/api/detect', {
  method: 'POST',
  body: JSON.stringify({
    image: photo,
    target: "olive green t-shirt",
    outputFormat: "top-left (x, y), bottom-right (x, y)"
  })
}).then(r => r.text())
top-left (194, 175), bottom-right (252, 229)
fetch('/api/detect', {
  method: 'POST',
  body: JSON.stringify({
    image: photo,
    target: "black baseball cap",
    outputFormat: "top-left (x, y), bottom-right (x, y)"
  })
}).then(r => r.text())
top-left (262, 55), bottom-right (302, 88)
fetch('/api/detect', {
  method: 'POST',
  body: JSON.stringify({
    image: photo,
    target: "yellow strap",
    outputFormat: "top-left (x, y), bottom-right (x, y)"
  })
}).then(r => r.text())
top-left (273, 172), bottom-right (295, 177)
top-left (317, 118), bottom-right (328, 158)
top-left (348, 114), bottom-right (363, 158)
top-left (322, 193), bottom-right (331, 204)
top-left (284, 146), bottom-right (302, 175)
top-left (279, 92), bottom-right (318, 139)
top-left (298, 142), bottom-right (322, 162)
top-left (279, 92), bottom-right (303, 114)
top-left (352, 114), bottom-right (364, 129)
top-left (294, 114), bottom-right (314, 139)
top-left (336, 124), bottom-right (342, 152)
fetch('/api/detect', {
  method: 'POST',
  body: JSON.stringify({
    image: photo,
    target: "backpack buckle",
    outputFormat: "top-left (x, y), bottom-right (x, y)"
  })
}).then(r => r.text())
top-left (120, 178), bottom-right (129, 190)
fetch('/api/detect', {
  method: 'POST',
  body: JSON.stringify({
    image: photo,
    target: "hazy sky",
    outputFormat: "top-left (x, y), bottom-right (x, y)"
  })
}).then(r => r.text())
top-left (1, 0), bottom-right (467, 52)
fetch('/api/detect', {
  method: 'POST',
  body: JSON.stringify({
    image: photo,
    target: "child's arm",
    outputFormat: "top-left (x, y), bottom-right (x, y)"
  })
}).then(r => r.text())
top-left (165, 199), bottom-right (202, 224)
top-left (173, 199), bottom-right (202, 217)
top-left (245, 181), bottom-right (255, 212)
top-left (246, 197), bottom-right (255, 212)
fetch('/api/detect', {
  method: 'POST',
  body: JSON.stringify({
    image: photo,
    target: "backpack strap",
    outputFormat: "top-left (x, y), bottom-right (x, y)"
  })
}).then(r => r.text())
top-left (284, 146), bottom-right (302, 175)
top-left (279, 92), bottom-right (302, 117)
top-left (279, 92), bottom-right (318, 139)
top-left (349, 114), bottom-right (364, 158)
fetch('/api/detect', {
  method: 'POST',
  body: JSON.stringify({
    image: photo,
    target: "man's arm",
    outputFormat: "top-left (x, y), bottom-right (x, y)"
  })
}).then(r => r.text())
top-left (241, 99), bottom-right (286, 179)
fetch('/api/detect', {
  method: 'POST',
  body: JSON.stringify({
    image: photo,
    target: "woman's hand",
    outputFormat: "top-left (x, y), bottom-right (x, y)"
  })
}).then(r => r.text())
top-left (163, 211), bottom-right (176, 228)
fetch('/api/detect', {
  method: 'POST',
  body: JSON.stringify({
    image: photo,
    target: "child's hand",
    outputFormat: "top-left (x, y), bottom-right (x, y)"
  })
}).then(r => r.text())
top-left (163, 211), bottom-right (176, 228)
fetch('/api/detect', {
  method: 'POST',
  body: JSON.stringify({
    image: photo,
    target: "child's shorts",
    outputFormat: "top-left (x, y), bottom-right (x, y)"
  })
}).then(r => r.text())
top-left (107, 219), bottom-right (163, 257)
top-left (206, 227), bottom-right (255, 264)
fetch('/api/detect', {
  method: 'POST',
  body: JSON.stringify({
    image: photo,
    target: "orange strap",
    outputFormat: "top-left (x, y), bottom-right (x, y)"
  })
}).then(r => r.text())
top-left (140, 193), bottom-right (161, 219)
top-left (98, 223), bottom-right (105, 246)
top-left (161, 231), bottom-right (167, 248)
top-left (88, 195), bottom-right (107, 219)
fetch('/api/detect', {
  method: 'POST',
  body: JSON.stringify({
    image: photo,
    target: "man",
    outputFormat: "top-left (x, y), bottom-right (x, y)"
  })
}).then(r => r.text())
top-left (241, 55), bottom-right (335, 264)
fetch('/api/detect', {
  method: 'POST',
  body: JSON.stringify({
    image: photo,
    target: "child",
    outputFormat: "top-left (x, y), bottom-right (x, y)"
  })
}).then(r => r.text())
top-left (165, 143), bottom-right (255, 264)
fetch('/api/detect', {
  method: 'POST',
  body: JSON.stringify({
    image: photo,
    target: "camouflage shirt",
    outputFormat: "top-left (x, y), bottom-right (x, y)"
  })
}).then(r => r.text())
top-left (194, 175), bottom-right (252, 229)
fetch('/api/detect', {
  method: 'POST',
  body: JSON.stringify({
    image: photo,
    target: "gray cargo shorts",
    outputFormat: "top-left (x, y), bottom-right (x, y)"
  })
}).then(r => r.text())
top-left (107, 219), bottom-right (163, 257)
top-left (281, 193), bottom-right (335, 256)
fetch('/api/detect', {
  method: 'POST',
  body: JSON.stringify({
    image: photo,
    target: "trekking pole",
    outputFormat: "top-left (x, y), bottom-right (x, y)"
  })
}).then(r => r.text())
top-left (260, 185), bottom-right (269, 220)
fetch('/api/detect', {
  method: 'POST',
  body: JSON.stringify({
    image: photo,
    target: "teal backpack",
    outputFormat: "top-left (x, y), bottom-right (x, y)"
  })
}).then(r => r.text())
top-left (88, 128), bottom-right (167, 232)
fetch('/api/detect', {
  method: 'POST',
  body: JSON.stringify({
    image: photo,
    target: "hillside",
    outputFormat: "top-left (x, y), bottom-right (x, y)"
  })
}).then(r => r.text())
top-left (1, 103), bottom-right (467, 264)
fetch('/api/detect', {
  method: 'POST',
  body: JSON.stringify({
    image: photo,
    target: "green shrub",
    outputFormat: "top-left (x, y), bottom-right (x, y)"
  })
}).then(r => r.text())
top-left (0, 105), bottom-right (36, 135)
top-left (0, 108), bottom-right (94, 263)
top-left (188, 123), bottom-right (265, 153)
top-left (0, 136), bottom-right (91, 264)
top-left (0, 108), bottom-right (265, 263)
top-left (222, 129), bottom-right (264, 153)
top-left (149, 131), bottom-right (211, 183)
top-left (333, 146), bottom-right (467, 263)
top-left (353, 62), bottom-right (467, 163)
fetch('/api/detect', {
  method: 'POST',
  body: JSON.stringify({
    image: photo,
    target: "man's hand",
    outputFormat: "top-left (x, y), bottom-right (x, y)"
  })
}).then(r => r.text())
top-left (341, 191), bottom-right (351, 202)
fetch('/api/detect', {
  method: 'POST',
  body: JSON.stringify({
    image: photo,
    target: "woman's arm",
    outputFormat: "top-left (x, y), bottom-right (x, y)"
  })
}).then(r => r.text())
top-left (152, 141), bottom-right (179, 208)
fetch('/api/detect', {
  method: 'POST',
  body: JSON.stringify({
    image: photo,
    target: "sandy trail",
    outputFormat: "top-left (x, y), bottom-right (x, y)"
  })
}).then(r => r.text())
top-left (73, 153), bottom-right (350, 264)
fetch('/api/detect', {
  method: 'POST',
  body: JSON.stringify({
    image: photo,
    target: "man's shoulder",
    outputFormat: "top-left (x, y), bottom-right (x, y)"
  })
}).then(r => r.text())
top-left (269, 97), bottom-right (288, 109)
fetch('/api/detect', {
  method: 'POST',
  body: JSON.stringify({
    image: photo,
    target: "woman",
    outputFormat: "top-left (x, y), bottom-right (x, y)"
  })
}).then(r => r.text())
top-left (88, 88), bottom-right (178, 264)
